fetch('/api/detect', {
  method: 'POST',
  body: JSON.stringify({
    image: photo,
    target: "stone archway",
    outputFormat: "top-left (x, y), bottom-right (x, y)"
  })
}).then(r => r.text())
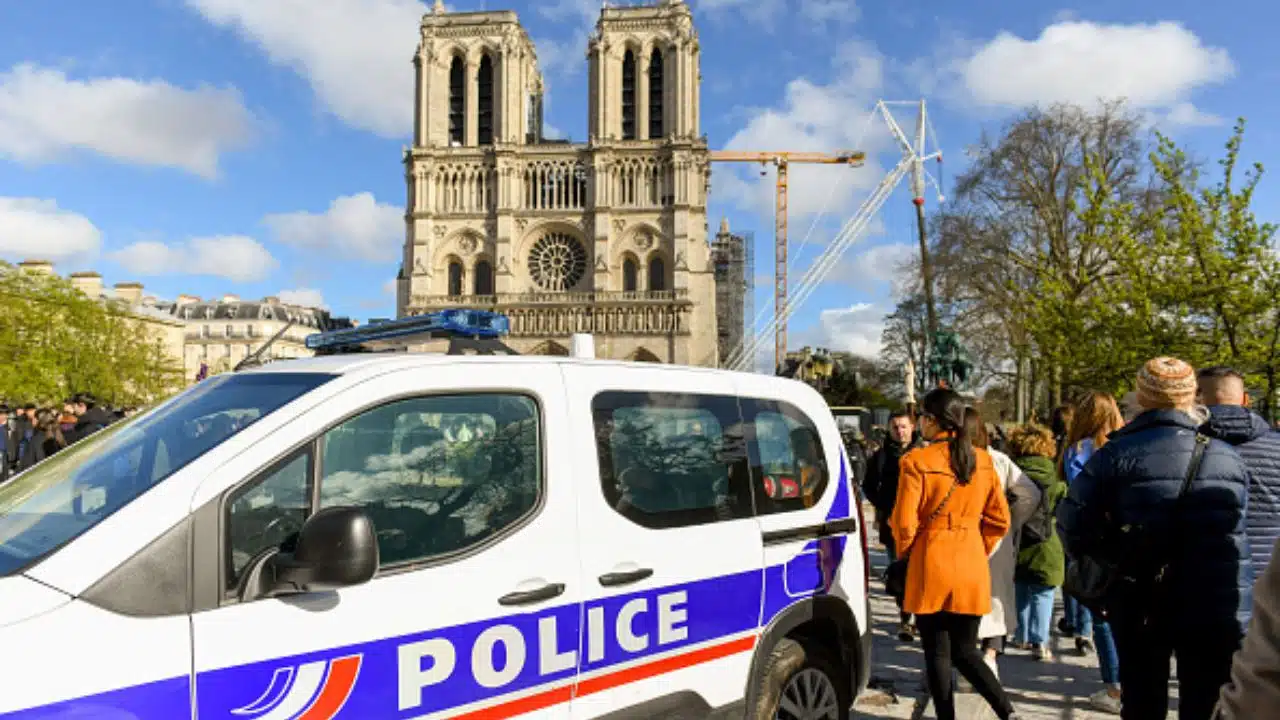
top-left (529, 340), bottom-right (570, 357)
top-left (628, 347), bottom-right (662, 363)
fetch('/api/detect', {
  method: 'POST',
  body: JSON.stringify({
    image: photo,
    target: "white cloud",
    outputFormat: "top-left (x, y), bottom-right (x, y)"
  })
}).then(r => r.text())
top-left (185, 0), bottom-right (424, 137)
top-left (719, 40), bottom-right (893, 222)
top-left (828, 242), bottom-right (915, 293)
top-left (798, 0), bottom-right (860, 24)
top-left (0, 63), bottom-right (254, 178)
top-left (264, 192), bottom-right (403, 262)
top-left (817, 302), bottom-right (890, 357)
top-left (111, 235), bottom-right (278, 283)
top-left (960, 21), bottom-right (1234, 123)
top-left (0, 198), bottom-right (102, 262)
top-left (277, 288), bottom-right (327, 309)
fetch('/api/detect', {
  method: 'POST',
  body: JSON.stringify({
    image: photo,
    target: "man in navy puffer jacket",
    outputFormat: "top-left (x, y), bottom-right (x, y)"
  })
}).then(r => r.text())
top-left (1059, 357), bottom-right (1253, 720)
top-left (1198, 366), bottom-right (1280, 574)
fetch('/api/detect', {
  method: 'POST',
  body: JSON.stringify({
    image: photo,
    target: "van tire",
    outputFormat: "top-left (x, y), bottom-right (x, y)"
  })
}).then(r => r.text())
top-left (750, 637), bottom-right (850, 720)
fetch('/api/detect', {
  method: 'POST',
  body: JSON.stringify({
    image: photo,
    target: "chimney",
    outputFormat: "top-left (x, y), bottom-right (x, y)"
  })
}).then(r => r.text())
top-left (68, 271), bottom-right (104, 299)
top-left (176, 294), bottom-right (200, 305)
top-left (114, 282), bottom-right (144, 305)
top-left (18, 260), bottom-right (54, 276)
top-left (222, 294), bottom-right (240, 303)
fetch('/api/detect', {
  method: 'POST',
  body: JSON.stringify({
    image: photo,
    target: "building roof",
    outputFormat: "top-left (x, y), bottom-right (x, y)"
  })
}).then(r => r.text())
top-left (158, 299), bottom-right (336, 328)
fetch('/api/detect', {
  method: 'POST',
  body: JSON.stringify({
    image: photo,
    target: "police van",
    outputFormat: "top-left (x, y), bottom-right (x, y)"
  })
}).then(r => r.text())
top-left (0, 311), bottom-right (872, 719)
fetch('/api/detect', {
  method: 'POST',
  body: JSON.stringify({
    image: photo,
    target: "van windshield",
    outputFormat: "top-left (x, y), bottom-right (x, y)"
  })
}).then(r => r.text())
top-left (0, 372), bottom-right (334, 577)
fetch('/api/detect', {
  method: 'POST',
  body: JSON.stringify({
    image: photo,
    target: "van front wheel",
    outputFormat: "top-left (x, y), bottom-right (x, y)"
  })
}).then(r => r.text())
top-left (751, 637), bottom-right (850, 720)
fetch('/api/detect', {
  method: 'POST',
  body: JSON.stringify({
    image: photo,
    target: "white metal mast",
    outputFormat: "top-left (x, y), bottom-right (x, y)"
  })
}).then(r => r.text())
top-left (725, 99), bottom-right (942, 373)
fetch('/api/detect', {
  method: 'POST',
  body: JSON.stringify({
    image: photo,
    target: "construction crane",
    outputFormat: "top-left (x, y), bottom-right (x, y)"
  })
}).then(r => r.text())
top-left (724, 100), bottom-right (943, 374)
top-left (709, 150), bottom-right (866, 372)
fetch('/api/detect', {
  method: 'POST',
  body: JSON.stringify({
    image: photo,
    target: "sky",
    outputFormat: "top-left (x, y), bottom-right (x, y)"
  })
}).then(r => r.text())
top-left (0, 0), bottom-right (1274, 370)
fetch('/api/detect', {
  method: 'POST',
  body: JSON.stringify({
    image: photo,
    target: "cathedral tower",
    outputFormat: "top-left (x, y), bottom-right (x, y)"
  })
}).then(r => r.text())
top-left (398, 0), bottom-right (717, 366)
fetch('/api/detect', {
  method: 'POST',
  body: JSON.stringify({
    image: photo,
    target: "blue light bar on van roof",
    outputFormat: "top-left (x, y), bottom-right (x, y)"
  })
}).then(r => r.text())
top-left (305, 309), bottom-right (510, 352)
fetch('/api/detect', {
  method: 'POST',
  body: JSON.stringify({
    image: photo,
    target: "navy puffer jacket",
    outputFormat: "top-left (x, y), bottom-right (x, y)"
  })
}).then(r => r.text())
top-left (1202, 405), bottom-right (1280, 570)
top-left (1057, 409), bottom-right (1253, 632)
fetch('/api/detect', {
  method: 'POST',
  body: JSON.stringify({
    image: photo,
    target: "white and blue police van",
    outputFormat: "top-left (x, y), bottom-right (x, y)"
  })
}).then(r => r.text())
top-left (0, 311), bottom-right (872, 719)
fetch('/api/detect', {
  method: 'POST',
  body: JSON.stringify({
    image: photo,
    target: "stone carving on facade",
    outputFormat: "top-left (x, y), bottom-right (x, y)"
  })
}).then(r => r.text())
top-left (595, 255), bottom-right (609, 273)
top-left (458, 234), bottom-right (479, 254)
top-left (613, 218), bottom-right (626, 233)
top-left (515, 218), bottom-right (528, 232)
top-left (634, 230), bottom-right (654, 251)
top-left (434, 224), bottom-right (448, 239)
top-left (497, 256), bottom-right (512, 275)
top-left (674, 251), bottom-right (688, 271)
top-left (414, 258), bottom-right (430, 275)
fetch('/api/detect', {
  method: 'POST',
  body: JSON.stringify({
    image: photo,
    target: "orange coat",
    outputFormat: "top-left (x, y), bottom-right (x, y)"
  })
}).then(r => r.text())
top-left (889, 440), bottom-right (1011, 617)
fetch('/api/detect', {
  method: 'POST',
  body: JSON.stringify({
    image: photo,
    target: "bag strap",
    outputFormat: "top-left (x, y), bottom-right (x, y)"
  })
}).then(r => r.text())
top-left (1178, 434), bottom-right (1210, 500)
top-left (1152, 433), bottom-right (1209, 583)
top-left (902, 478), bottom-right (959, 560)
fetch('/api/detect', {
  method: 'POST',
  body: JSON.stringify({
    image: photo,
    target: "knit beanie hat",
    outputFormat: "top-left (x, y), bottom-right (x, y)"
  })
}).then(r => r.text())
top-left (1136, 356), bottom-right (1197, 409)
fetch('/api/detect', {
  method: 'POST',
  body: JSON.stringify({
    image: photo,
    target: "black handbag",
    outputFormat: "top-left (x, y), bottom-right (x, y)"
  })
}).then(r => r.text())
top-left (884, 478), bottom-right (958, 604)
top-left (1063, 433), bottom-right (1209, 609)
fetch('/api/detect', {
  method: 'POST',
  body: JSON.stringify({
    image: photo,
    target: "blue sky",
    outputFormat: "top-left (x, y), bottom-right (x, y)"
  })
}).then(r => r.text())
top-left (0, 0), bottom-right (1273, 366)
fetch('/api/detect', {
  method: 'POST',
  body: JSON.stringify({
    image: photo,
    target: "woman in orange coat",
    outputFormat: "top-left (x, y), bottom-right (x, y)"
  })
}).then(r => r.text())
top-left (890, 388), bottom-right (1019, 720)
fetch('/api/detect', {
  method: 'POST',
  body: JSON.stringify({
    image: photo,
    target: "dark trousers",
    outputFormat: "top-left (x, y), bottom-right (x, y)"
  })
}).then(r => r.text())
top-left (916, 612), bottom-right (1015, 720)
top-left (878, 520), bottom-right (912, 625)
top-left (1110, 602), bottom-right (1241, 720)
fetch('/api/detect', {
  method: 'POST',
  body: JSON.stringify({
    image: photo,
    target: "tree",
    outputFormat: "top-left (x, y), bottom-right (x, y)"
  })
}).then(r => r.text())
top-left (0, 264), bottom-right (183, 405)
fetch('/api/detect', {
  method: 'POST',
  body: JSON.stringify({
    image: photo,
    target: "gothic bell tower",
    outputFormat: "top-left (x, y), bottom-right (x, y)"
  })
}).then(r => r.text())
top-left (587, 0), bottom-right (701, 143)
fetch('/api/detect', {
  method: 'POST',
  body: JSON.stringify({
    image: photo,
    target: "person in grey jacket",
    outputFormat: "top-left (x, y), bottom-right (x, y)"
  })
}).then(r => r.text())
top-left (1216, 536), bottom-right (1280, 718)
top-left (1198, 366), bottom-right (1280, 573)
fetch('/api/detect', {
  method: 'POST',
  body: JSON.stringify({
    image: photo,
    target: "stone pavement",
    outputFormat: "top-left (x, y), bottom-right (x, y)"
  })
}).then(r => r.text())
top-left (852, 523), bottom-right (1179, 719)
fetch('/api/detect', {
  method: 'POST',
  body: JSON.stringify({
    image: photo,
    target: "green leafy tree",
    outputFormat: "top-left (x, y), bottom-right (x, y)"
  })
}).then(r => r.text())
top-left (0, 264), bottom-right (183, 405)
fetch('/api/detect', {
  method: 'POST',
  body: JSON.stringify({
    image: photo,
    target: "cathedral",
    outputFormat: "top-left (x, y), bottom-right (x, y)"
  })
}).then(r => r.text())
top-left (395, 0), bottom-right (732, 366)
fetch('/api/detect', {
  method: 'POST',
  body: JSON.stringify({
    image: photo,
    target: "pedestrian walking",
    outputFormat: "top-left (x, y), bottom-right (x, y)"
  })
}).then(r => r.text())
top-left (889, 388), bottom-right (1020, 720)
top-left (864, 409), bottom-right (923, 641)
top-left (1198, 366), bottom-right (1280, 575)
top-left (18, 409), bottom-right (67, 471)
top-left (1008, 424), bottom-right (1067, 662)
top-left (1057, 391), bottom-right (1125, 713)
top-left (968, 408), bottom-right (1041, 678)
top-left (1058, 357), bottom-right (1253, 720)
top-left (0, 405), bottom-right (11, 484)
top-left (1214, 536), bottom-right (1280, 718)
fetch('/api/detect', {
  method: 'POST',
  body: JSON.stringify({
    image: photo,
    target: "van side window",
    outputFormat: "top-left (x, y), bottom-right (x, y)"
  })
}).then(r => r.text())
top-left (317, 394), bottom-right (541, 568)
top-left (225, 451), bottom-right (313, 591)
top-left (744, 400), bottom-right (829, 514)
top-left (593, 391), bottom-right (753, 529)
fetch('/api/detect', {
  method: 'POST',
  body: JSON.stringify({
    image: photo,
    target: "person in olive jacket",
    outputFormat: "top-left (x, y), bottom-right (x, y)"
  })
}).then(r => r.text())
top-left (1007, 423), bottom-right (1067, 661)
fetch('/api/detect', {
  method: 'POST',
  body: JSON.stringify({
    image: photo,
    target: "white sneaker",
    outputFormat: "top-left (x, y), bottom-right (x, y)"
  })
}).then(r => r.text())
top-left (1088, 688), bottom-right (1122, 715)
top-left (1031, 644), bottom-right (1054, 662)
top-left (984, 653), bottom-right (1000, 680)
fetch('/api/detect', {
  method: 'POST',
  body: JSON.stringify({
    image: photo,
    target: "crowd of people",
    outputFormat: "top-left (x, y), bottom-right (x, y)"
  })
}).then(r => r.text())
top-left (0, 395), bottom-right (126, 482)
top-left (860, 357), bottom-right (1280, 720)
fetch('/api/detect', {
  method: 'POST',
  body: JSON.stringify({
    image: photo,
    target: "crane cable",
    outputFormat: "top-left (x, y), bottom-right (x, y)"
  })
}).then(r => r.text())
top-left (730, 156), bottom-right (914, 371)
top-left (726, 106), bottom-right (881, 372)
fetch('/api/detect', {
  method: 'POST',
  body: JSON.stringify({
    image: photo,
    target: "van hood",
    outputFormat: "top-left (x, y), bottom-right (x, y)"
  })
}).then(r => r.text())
top-left (0, 575), bottom-right (72, 628)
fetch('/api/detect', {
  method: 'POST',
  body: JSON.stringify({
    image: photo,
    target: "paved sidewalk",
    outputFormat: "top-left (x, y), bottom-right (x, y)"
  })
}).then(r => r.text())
top-left (853, 515), bottom-right (1178, 719)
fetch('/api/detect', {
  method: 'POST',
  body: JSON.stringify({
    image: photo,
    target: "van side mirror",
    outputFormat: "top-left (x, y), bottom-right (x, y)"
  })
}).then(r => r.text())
top-left (240, 507), bottom-right (379, 601)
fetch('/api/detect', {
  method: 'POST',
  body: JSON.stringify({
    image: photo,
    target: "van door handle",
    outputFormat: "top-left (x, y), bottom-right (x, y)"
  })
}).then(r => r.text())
top-left (598, 568), bottom-right (654, 587)
top-left (498, 582), bottom-right (565, 606)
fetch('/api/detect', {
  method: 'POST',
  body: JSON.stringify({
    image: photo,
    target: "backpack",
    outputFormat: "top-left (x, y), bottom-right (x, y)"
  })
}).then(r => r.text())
top-left (1019, 475), bottom-right (1055, 548)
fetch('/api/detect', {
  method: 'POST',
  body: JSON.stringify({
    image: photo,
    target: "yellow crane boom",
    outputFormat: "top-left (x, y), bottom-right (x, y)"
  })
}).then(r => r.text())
top-left (709, 150), bottom-right (866, 372)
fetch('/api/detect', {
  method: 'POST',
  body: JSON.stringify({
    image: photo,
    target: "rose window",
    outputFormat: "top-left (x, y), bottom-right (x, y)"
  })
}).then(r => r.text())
top-left (527, 232), bottom-right (587, 291)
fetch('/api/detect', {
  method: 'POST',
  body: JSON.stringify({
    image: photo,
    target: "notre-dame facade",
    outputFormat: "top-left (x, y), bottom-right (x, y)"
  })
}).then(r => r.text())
top-left (395, 0), bottom-right (725, 366)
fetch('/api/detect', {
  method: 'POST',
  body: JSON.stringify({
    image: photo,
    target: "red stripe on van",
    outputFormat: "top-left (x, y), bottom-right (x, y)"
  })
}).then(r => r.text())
top-left (452, 635), bottom-right (757, 719)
